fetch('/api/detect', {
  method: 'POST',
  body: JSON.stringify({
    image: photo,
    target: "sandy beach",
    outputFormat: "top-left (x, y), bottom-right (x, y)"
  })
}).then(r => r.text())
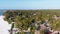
top-left (0, 15), bottom-right (11, 34)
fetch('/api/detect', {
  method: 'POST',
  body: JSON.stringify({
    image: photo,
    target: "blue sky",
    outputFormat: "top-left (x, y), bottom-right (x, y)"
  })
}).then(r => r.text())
top-left (0, 0), bottom-right (60, 9)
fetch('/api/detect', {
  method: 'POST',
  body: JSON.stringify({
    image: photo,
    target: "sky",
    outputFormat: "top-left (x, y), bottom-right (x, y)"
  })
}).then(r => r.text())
top-left (0, 0), bottom-right (60, 10)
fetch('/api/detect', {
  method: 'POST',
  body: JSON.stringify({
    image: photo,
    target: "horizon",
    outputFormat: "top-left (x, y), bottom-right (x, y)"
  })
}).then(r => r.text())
top-left (1, 8), bottom-right (60, 10)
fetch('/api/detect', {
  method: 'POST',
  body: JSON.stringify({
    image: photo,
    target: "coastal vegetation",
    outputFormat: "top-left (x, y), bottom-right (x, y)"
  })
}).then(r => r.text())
top-left (3, 10), bottom-right (60, 34)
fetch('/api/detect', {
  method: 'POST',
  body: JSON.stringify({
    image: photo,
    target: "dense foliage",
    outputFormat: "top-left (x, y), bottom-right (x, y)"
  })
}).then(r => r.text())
top-left (3, 10), bottom-right (60, 34)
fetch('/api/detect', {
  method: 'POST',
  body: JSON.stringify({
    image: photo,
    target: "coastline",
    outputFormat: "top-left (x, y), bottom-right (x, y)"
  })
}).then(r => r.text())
top-left (0, 15), bottom-right (11, 34)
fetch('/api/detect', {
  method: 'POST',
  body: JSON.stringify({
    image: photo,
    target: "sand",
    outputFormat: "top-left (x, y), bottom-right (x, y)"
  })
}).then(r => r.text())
top-left (0, 15), bottom-right (11, 34)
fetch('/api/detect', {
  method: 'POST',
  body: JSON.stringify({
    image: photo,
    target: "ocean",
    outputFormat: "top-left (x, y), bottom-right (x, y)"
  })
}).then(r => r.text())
top-left (0, 11), bottom-right (4, 15)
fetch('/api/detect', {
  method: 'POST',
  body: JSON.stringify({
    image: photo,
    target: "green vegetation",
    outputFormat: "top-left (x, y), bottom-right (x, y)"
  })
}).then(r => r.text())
top-left (40, 29), bottom-right (44, 34)
top-left (3, 10), bottom-right (60, 34)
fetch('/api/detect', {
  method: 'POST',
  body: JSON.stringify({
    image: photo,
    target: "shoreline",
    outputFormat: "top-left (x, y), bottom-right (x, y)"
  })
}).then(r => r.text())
top-left (0, 15), bottom-right (11, 34)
